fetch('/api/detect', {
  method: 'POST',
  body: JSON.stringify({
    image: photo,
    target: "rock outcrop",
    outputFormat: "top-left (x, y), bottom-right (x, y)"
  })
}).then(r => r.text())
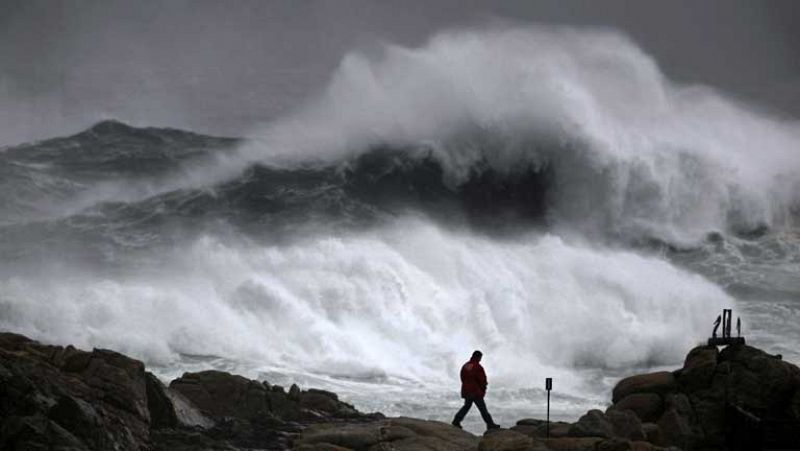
top-left (294, 417), bottom-right (480, 450)
top-left (493, 344), bottom-right (800, 451)
top-left (3, 332), bottom-right (799, 451)
top-left (603, 344), bottom-right (800, 450)
top-left (0, 332), bottom-right (155, 450)
top-left (509, 410), bottom-right (674, 451)
top-left (0, 332), bottom-right (376, 450)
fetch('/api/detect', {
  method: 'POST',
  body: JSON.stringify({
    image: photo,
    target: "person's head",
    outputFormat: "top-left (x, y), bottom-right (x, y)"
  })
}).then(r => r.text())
top-left (471, 350), bottom-right (483, 362)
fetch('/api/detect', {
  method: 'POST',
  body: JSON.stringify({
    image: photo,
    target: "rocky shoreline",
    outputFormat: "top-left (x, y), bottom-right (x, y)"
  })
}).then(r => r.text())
top-left (1, 332), bottom-right (799, 451)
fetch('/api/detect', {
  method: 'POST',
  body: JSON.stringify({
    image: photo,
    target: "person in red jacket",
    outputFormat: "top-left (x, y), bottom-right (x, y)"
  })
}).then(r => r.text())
top-left (451, 350), bottom-right (500, 430)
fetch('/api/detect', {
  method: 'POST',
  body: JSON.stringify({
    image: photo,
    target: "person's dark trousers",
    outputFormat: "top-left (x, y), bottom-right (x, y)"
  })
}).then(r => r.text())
top-left (453, 396), bottom-right (495, 426)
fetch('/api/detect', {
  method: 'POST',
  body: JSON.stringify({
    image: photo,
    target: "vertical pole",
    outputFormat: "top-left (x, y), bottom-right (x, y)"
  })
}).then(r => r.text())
top-left (722, 310), bottom-right (726, 338)
top-left (722, 309), bottom-right (729, 338)
top-left (545, 377), bottom-right (552, 438)
top-left (728, 310), bottom-right (733, 338)
top-left (546, 390), bottom-right (550, 438)
top-left (723, 309), bottom-right (727, 338)
top-left (727, 309), bottom-right (732, 338)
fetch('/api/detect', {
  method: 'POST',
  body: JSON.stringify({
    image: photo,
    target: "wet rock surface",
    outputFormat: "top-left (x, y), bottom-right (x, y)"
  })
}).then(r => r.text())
top-left (0, 332), bottom-right (378, 450)
top-left (0, 332), bottom-right (152, 450)
top-left (2, 332), bottom-right (799, 450)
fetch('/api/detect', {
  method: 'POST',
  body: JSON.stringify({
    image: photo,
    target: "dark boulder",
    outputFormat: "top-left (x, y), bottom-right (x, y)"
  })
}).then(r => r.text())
top-left (267, 387), bottom-right (299, 420)
top-left (606, 409), bottom-right (645, 441)
top-left (542, 436), bottom-right (603, 450)
top-left (596, 437), bottom-right (632, 451)
top-left (145, 372), bottom-right (179, 429)
top-left (609, 393), bottom-right (664, 423)
top-left (170, 370), bottom-right (271, 421)
top-left (676, 346), bottom-right (717, 392)
top-left (288, 383), bottom-right (301, 401)
top-left (479, 428), bottom-right (542, 451)
top-left (686, 345), bottom-right (800, 448)
top-left (656, 410), bottom-right (692, 449)
top-left (719, 344), bottom-right (800, 414)
top-left (612, 372), bottom-right (677, 404)
top-left (0, 333), bottom-right (152, 450)
top-left (512, 418), bottom-right (572, 439)
top-left (300, 390), bottom-right (354, 417)
top-left (2, 413), bottom-right (89, 451)
top-left (791, 389), bottom-right (800, 419)
top-left (640, 422), bottom-right (659, 444)
top-left (48, 394), bottom-right (103, 446)
top-left (568, 409), bottom-right (614, 438)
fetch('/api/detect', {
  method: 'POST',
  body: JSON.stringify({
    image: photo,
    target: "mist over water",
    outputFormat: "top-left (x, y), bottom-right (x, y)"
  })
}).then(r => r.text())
top-left (1, 25), bottom-right (798, 429)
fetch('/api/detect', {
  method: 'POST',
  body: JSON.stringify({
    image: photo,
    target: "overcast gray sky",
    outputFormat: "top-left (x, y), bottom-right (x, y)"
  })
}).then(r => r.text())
top-left (1, 0), bottom-right (798, 146)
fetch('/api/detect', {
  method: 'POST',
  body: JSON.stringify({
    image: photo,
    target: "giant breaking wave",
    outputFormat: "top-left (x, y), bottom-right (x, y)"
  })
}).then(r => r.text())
top-left (1, 26), bottom-right (798, 425)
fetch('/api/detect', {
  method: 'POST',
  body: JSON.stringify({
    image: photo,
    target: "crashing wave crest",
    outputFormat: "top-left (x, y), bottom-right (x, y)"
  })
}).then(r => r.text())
top-left (237, 26), bottom-right (800, 245)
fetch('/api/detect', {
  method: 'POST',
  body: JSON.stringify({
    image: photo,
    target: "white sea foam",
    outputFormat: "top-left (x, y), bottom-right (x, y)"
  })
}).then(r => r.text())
top-left (0, 218), bottom-right (732, 396)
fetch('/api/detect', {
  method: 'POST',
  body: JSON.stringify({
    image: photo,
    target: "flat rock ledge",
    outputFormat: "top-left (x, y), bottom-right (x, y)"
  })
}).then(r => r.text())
top-left (2, 331), bottom-right (800, 451)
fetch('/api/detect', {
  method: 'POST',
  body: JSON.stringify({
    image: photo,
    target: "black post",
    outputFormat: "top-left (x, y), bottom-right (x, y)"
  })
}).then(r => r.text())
top-left (722, 309), bottom-right (732, 338)
top-left (545, 377), bottom-right (552, 438)
top-left (727, 309), bottom-right (733, 338)
top-left (722, 310), bottom-right (727, 338)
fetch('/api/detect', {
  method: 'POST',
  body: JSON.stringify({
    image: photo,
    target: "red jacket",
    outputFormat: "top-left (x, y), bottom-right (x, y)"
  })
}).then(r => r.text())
top-left (460, 359), bottom-right (488, 399)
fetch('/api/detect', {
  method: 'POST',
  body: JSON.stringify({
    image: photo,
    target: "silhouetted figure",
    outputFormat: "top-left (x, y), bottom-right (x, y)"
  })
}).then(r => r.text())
top-left (712, 315), bottom-right (721, 338)
top-left (737, 317), bottom-right (741, 337)
top-left (452, 350), bottom-right (500, 431)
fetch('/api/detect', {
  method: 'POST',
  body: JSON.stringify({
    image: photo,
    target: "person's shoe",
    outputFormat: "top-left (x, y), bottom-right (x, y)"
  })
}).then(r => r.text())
top-left (486, 423), bottom-right (501, 430)
top-left (451, 420), bottom-right (462, 429)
